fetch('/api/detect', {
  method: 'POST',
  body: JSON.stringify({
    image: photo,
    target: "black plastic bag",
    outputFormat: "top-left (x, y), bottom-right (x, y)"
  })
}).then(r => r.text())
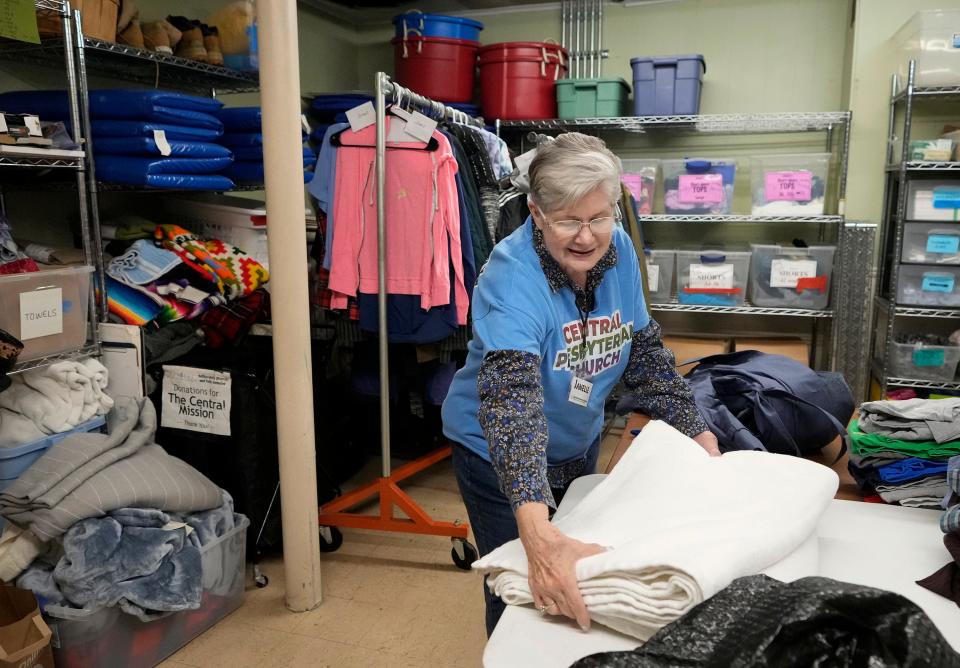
top-left (572, 575), bottom-right (960, 668)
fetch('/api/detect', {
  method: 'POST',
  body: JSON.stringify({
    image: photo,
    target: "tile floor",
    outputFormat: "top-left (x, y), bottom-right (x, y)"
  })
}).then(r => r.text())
top-left (159, 422), bottom-right (629, 668)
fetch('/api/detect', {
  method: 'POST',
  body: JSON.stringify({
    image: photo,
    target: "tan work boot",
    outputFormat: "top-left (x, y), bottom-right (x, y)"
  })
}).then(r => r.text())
top-left (202, 24), bottom-right (224, 67)
top-left (118, 20), bottom-right (145, 50)
top-left (167, 16), bottom-right (207, 63)
top-left (142, 21), bottom-right (172, 55)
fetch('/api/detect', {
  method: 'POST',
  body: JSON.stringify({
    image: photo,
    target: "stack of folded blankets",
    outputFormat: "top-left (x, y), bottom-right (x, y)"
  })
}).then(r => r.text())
top-left (847, 398), bottom-right (960, 508)
top-left (105, 224), bottom-right (270, 349)
top-left (0, 90), bottom-right (235, 190)
top-left (215, 106), bottom-right (313, 184)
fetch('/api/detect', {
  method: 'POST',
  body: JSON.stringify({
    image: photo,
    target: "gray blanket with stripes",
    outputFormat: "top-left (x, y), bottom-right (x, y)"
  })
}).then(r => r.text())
top-left (0, 397), bottom-right (222, 541)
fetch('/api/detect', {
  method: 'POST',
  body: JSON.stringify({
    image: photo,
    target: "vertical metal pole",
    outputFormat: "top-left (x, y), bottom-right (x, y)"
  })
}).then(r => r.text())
top-left (560, 0), bottom-right (567, 66)
top-left (259, 0), bottom-right (323, 612)
top-left (882, 60), bottom-right (917, 397)
top-left (598, 0), bottom-right (604, 78)
top-left (574, 0), bottom-right (581, 78)
top-left (70, 8), bottom-right (107, 326)
top-left (591, 0), bottom-right (598, 78)
top-left (59, 2), bottom-right (100, 354)
top-left (376, 73), bottom-right (392, 477)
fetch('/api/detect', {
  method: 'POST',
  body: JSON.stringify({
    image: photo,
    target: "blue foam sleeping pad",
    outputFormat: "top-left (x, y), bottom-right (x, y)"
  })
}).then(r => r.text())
top-left (311, 94), bottom-right (373, 111)
top-left (223, 156), bottom-right (313, 183)
top-left (231, 145), bottom-right (314, 162)
top-left (96, 155), bottom-right (235, 189)
top-left (219, 132), bottom-right (307, 147)
top-left (0, 90), bottom-right (223, 130)
top-left (92, 120), bottom-right (223, 142)
top-left (94, 138), bottom-right (233, 158)
top-left (215, 107), bottom-right (262, 131)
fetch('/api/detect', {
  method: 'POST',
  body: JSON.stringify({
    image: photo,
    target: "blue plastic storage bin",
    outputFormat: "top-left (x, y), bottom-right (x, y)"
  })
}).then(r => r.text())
top-left (630, 54), bottom-right (706, 116)
top-left (0, 415), bottom-right (107, 488)
top-left (393, 12), bottom-right (483, 41)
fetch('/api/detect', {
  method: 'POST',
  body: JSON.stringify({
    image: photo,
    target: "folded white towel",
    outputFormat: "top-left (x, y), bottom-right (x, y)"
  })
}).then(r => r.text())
top-left (0, 359), bottom-right (113, 435)
top-left (473, 420), bottom-right (838, 640)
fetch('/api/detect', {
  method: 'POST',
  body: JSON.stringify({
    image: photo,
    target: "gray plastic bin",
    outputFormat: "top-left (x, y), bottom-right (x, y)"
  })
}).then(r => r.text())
top-left (749, 244), bottom-right (836, 310)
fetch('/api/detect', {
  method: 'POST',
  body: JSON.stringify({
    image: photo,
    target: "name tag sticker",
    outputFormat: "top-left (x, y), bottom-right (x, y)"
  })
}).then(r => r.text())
top-left (568, 376), bottom-right (593, 407)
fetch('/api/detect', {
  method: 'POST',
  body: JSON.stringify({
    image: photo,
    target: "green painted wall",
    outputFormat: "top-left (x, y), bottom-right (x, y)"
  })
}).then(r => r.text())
top-left (844, 0), bottom-right (960, 222)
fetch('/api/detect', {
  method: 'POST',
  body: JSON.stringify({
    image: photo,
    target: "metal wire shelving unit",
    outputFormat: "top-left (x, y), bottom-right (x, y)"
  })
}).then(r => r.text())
top-left (0, 37), bottom-right (259, 94)
top-left (499, 110), bottom-right (876, 400)
top-left (0, 0), bottom-right (103, 369)
top-left (872, 60), bottom-right (960, 397)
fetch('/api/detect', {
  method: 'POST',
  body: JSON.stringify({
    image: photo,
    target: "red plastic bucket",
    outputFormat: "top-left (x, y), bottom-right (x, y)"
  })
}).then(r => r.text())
top-left (478, 41), bottom-right (568, 120)
top-left (392, 35), bottom-right (479, 103)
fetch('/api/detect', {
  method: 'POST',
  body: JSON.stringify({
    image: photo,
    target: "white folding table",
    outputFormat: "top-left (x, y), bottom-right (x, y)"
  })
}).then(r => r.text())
top-left (484, 474), bottom-right (960, 667)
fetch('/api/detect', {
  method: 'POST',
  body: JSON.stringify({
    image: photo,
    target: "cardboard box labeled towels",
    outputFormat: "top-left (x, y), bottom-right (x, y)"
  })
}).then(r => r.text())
top-left (0, 587), bottom-right (53, 668)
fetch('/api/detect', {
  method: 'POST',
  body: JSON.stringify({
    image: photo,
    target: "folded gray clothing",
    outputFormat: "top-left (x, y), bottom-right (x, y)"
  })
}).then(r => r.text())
top-left (0, 397), bottom-right (222, 541)
top-left (848, 451), bottom-right (910, 468)
top-left (859, 398), bottom-right (960, 444)
top-left (896, 496), bottom-right (947, 509)
top-left (876, 474), bottom-right (948, 505)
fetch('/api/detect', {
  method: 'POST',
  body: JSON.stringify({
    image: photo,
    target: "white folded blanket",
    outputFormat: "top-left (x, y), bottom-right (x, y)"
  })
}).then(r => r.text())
top-left (473, 420), bottom-right (839, 640)
top-left (0, 359), bottom-right (114, 435)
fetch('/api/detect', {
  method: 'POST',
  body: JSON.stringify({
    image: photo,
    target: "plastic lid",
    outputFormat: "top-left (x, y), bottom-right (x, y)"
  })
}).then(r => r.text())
top-left (630, 54), bottom-right (706, 72)
top-left (392, 13), bottom-right (484, 30)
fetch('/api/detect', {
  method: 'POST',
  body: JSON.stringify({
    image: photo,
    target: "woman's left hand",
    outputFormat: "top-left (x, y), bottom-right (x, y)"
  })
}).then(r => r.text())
top-left (693, 431), bottom-right (721, 457)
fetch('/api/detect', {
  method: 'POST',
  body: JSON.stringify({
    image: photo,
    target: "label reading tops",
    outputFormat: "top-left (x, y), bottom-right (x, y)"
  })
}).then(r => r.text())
top-left (689, 263), bottom-right (734, 290)
top-left (764, 171), bottom-right (813, 202)
top-left (345, 101), bottom-right (376, 133)
top-left (152, 130), bottom-right (172, 156)
top-left (647, 263), bottom-right (660, 293)
top-left (770, 259), bottom-right (818, 288)
top-left (161, 365), bottom-right (232, 436)
top-left (678, 173), bottom-right (724, 205)
top-left (19, 287), bottom-right (62, 341)
top-left (568, 376), bottom-right (593, 407)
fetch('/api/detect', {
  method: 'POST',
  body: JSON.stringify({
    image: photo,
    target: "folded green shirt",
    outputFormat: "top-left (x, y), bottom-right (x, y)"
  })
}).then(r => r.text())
top-left (849, 419), bottom-right (960, 459)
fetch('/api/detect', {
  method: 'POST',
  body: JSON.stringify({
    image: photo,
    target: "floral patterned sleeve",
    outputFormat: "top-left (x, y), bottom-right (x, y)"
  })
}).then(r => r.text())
top-left (618, 319), bottom-right (708, 438)
top-left (477, 349), bottom-right (554, 510)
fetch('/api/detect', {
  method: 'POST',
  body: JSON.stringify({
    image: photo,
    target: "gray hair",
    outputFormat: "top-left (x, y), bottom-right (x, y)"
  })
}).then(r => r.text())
top-left (527, 133), bottom-right (622, 213)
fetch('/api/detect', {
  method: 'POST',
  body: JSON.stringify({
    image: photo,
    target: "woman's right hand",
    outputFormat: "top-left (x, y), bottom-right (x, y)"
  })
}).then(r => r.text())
top-left (515, 502), bottom-right (605, 630)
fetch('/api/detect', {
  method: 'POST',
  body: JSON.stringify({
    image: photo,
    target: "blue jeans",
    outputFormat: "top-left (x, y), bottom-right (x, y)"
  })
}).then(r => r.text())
top-left (451, 440), bottom-right (600, 637)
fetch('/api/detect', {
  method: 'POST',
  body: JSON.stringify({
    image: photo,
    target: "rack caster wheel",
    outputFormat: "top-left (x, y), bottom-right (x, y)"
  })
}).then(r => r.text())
top-left (451, 538), bottom-right (478, 570)
top-left (319, 525), bottom-right (343, 553)
top-left (253, 565), bottom-right (269, 588)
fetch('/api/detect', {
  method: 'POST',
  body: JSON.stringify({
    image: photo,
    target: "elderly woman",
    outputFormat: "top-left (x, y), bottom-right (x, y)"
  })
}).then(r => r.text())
top-left (441, 133), bottom-right (718, 636)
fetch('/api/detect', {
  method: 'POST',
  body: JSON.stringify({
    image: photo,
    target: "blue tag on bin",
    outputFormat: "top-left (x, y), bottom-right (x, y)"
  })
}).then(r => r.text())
top-left (913, 348), bottom-right (946, 367)
top-left (933, 187), bottom-right (960, 210)
top-left (927, 235), bottom-right (960, 254)
top-left (922, 273), bottom-right (956, 293)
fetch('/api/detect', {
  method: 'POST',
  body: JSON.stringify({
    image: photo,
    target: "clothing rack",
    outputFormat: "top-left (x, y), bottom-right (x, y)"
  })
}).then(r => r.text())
top-left (317, 73), bottom-right (480, 569)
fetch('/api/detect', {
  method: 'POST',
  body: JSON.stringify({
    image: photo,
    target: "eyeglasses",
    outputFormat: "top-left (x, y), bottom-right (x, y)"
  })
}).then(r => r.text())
top-left (540, 212), bottom-right (618, 238)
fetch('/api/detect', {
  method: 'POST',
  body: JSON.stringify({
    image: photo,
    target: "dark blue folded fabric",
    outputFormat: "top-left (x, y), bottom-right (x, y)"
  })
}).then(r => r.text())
top-left (877, 457), bottom-right (950, 484)
top-left (219, 131), bottom-right (307, 147)
top-left (231, 145), bottom-right (314, 162)
top-left (311, 93), bottom-right (373, 111)
top-left (96, 155), bottom-right (232, 175)
top-left (0, 90), bottom-right (223, 129)
top-left (223, 158), bottom-right (312, 183)
top-left (92, 120), bottom-right (223, 142)
top-left (94, 138), bottom-right (233, 158)
top-left (216, 107), bottom-right (262, 131)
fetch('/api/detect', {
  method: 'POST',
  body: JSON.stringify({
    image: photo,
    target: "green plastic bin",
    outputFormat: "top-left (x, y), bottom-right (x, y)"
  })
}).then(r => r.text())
top-left (556, 78), bottom-right (630, 119)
